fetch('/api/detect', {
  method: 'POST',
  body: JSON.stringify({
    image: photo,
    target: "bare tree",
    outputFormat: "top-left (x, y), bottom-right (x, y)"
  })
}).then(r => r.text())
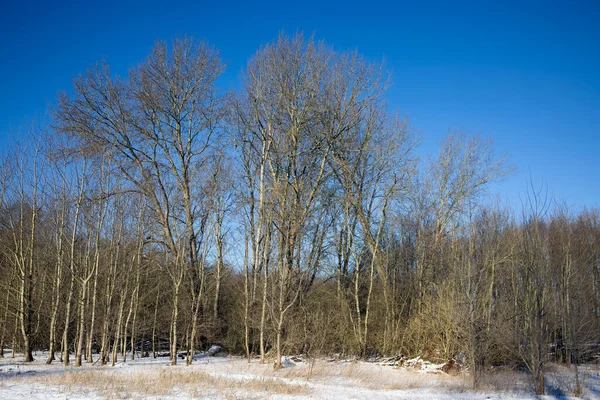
top-left (0, 133), bottom-right (47, 362)
top-left (54, 37), bottom-right (224, 365)
top-left (511, 183), bottom-right (552, 395)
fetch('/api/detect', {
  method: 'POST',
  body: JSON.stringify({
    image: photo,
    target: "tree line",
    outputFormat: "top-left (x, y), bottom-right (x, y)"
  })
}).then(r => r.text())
top-left (0, 34), bottom-right (598, 395)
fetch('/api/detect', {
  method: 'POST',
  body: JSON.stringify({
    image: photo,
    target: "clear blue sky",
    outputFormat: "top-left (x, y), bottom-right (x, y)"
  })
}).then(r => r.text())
top-left (1, 0), bottom-right (598, 210)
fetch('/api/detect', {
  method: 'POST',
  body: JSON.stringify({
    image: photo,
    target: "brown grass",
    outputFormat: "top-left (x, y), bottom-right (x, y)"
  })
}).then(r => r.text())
top-left (2, 357), bottom-right (478, 398)
top-left (275, 358), bottom-right (463, 391)
top-left (473, 369), bottom-right (531, 393)
top-left (10, 366), bottom-right (309, 399)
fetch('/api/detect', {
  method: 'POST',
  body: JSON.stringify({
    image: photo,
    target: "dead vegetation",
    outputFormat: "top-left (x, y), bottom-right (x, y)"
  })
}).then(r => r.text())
top-left (7, 364), bottom-right (309, 399)
top-left (2, 355), bottom-right (599, 399)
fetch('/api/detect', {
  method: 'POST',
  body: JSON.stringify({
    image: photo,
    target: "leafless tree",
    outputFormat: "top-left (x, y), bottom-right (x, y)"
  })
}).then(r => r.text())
top-left (54, 37), bottom-right (224, 365)
top-left (0, 132), bottom-right (46, 362)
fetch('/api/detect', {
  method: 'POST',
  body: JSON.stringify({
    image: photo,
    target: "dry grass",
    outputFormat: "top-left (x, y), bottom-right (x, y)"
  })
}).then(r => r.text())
top-left (473, 369), bottom-right (532, 393)
top-left (275, 358), bottom-right (464, 392)
top-left (4, 356), bottom-right (598, 399)
top-left (1, 357), bottom-right (513, 398)
top-left (9, 366), bottom-right (309, 399)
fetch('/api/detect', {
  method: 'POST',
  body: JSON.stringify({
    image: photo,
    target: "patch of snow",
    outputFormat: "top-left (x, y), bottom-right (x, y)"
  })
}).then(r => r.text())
top-left (280, 357), bottom-right (296, 368)
top-left (207, 345), bottom-right (222, 356)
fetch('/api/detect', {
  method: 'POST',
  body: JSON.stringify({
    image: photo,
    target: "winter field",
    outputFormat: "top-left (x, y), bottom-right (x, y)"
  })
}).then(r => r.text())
top-left (1, 350), bottom-right (599, 399)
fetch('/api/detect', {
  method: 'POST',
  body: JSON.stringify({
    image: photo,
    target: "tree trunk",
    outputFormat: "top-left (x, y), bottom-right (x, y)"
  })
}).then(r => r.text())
top-left (62, 270), bottom-right (75, 366)
top-left (170, 281), bottom-right (180, 366)
top-left (152, 288), bottom-right (159, 358)
top-left (86, 247), bottom-right (101, 363)
top-left (243, 234), bottom-right (250, 362)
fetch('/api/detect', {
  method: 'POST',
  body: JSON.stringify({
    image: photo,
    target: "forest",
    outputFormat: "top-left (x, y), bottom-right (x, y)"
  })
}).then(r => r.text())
top-left (0, 34), bottom-right (598, 396)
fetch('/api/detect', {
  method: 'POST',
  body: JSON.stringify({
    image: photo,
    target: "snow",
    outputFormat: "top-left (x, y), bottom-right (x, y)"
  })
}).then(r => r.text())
top-left (280, 356), bottom-right (297, 368)
top-left (1, 349), bottom-right (599, 399)
top-left (207, 345), bottom-right (222, 356)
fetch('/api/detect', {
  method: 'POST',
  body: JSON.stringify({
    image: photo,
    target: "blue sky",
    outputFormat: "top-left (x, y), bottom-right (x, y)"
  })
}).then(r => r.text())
top-left (1, 0), bottom-right (598, 210)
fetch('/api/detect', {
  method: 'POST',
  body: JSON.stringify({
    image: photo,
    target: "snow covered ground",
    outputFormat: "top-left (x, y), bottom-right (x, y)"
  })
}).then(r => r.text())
top-left (1, 350), bottom-right (599, 399)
